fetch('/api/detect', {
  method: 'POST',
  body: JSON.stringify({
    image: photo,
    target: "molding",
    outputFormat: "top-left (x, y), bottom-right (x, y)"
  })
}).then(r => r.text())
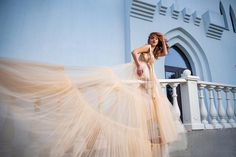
top-left (130, 0), bottom-right (157, 22)
top-left (158, 0), bottom-right (168, 16)
top-left (202, 11), bottom-right (225, 40)
top-left (165, 27), bottom-right (212, 82)
top-left (193, 11), bottom-right (202, 26)
top-left (184, 123), bottom-right (204, 130)
top-left (171, 4), bottom-right (180, 20)
top-left (182, 8), bottom-right (192, 23)
top-left (130, 1), bottom-right (229, 40)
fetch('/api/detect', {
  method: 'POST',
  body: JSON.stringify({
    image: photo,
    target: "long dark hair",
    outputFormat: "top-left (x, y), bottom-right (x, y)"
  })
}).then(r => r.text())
top-left (148, 32), bottom-right (169, 59)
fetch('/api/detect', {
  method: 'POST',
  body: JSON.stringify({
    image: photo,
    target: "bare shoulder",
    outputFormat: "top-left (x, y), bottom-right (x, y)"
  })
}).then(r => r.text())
top-left (133, 44), bottom-right (150, 54)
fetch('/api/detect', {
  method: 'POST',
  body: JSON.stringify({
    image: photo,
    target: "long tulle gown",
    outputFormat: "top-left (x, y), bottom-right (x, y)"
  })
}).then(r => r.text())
top-left (0, 48), bottom-right (186, 157)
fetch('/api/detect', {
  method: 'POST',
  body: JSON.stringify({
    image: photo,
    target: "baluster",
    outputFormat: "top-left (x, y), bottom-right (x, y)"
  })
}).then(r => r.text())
top-left (160, 82), bottom-right (168, 93)
top-left (231, 88), bottom-right (236, 118)
top-left (198, 84), bottom-right (211, 129)
top-left (216, 86), bottom-right (230, 128)
top-left (170, 83), bottom-right (181, 119)
top-left (207, 85), bottom-right (221, 128)
top-left (224, 87), bottom-right (236, 127)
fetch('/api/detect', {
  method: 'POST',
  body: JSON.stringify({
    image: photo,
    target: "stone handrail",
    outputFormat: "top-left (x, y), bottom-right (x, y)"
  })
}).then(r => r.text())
top-left (159, 70), bottom-right (236, 130)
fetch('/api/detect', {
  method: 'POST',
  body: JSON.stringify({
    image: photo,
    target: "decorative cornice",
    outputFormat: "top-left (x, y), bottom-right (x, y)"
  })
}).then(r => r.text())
top-left (171, 4), bottom-right (180, 20)
top-left (182, 8), bottom-right (192, 23)
top-left (130, 0), bottom-right (228, 40)
top-left (130, 0), bottom-right (157, 22)
top-left (202, 11), bottom-right (224, 40)
top-left (192, 11), bottom-right (202, 26)
top-left (158, 0), bottom-right (168, 16)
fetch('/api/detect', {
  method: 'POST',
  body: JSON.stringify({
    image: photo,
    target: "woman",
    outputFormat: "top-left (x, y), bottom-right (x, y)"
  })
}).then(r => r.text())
top-left (132, 32), bottom-right (168, 77)
top-left (0, 32), bottom-right (186, 157)
top-left (131, 32), bottom-right (186, 156)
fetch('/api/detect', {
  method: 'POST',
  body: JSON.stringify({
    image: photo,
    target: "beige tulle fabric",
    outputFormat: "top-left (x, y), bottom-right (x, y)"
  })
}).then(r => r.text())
top-left (0, 50), bottom-right (186, 157)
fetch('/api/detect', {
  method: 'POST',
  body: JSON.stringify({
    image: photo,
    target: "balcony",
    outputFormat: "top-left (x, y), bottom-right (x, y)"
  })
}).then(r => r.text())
top-left (159, 69), bottom-right (236, 157)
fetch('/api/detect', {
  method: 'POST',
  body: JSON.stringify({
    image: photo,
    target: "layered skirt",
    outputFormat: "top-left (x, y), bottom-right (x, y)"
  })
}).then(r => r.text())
top-left (0, 58), bottom-right (186, 157)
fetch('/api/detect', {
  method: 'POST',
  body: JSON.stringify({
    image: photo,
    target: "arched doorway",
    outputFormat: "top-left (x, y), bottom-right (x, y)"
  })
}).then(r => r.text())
top-left (165, 27), bottom-right (212, 82)
top-left (165, 45), bottom-right (193, 121)
top-left (165, 45), bottom-right (192, 78)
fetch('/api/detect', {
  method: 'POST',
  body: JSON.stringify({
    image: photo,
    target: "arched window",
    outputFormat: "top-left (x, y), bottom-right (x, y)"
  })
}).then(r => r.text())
top-left (220, 1), bottom-right (229, 30)
top-left (164, 46), bottom-right (192, 122)
top-left (165, 46), bottom-right (192, 79)
top-left (229, 5), bottom-right (236, 33)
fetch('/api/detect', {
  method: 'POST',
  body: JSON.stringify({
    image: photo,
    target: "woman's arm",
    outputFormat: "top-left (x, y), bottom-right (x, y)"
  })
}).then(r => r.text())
top-left (131, 45), bottom-right (150, 66)
top-left (158, 35), bottom-right (169, 57)
top-left (131, 45), bottom-right (150, 76)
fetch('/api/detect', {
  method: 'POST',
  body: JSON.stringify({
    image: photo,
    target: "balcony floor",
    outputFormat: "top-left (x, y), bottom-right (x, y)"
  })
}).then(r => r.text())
top-left (170, 128), bottom-right (236, 157)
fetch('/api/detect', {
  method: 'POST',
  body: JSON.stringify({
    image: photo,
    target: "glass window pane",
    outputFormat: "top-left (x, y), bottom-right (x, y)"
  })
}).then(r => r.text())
top-left (165, 71), bottom-right (176, 79)
top-left (165, 47), bottom-right (188, 68)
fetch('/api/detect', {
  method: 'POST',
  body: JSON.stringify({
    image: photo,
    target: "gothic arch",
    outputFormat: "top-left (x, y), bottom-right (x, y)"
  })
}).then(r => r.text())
top-left (165, 27), bottom-right (212, 81)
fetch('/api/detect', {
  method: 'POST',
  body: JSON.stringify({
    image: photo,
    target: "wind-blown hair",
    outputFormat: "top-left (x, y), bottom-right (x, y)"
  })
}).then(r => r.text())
top-left (148, 32), bottom-right (169, 59)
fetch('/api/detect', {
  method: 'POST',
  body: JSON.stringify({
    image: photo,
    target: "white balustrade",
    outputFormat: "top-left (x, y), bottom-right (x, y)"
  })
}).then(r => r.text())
top-left (196, 81), bottom-right (236, 130)
top-left (160, 70), bottom-right (204, 130)
top-left (224, 87), bottom-right (236, 127)
top-left (70, 69), bottom-right (236, 132)
top-left (159, 79), bottom-right (186, 121)
top-left (158, 70), bottom-right (236, 130)
top-left (207, 85), bottom-right (222, 128)
top-left (232, 88), bottom-right (236, 116)
top-left (170, 83), bottom-right (181, 118)
top-left (215, 86), bottom-right (231, 128)
top-left (160, 82), bottom-right (168, 94)
top-left (198, 84), bottom-right (211, 129)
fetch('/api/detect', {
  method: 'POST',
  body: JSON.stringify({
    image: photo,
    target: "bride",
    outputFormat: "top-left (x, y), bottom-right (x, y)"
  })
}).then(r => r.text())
top-left (0, 32), bottom-right (186, 157)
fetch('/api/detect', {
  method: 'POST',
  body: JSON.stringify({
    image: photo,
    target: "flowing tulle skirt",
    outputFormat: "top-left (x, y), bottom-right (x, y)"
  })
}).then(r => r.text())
top-left (0, 58), bottom-right (186, 157)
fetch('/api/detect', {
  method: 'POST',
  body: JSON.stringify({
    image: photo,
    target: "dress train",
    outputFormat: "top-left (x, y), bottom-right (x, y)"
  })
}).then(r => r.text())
top-left (0, 58), bottom-right (186, 157)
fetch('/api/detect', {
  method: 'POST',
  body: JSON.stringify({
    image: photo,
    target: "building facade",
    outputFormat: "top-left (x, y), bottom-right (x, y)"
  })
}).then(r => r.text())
top-left (0, 0), bottom-right (235, 85)
top-left (129, 0), bottom-right (236, 84)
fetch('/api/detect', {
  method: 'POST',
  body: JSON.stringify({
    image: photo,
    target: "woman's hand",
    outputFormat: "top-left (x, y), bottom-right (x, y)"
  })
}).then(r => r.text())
top-left (158, 34), bottom-right (165, 42)
top-left (157, 34), bottom-right (169, 57)
top-left (137, 66), bottom-right (143, 77)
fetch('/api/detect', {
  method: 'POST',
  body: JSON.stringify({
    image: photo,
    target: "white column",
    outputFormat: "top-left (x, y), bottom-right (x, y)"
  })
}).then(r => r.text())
top-left (198, 84), bottom-right (212, 129)
top-left (170, 83), bottom-right (181, 119)
top-left (207, 85), bottom-right (222, 129)
top-left (180, 70), bottom-right (204, 130)
top-left (215, 86), bottom-right (231, 128)
top-left (231, 88), bottom-right (236, 118)
top-left (224, 87), bottom-right (236, 127)
top-left (160, 82), bottom-right (168, 94)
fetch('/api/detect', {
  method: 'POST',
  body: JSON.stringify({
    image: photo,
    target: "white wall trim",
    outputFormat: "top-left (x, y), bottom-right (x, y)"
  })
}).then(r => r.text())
top-left (165, 27), bottom-right (212, 81)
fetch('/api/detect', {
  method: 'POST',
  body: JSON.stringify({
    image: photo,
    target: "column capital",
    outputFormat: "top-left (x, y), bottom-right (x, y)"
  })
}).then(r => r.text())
top-left (206, 85), bottom-right (216, 90)
top-left (230, 87), bottom-right (236, 93)
top-left (215, 86), bottom-right (224, 91)
top-left (169, 82), bottom-right (180, 88)
top-left (198, 83), bottom-right (206, 89)
top-left (181, 69), bottom-right (200, 81)
top-left (224, 86), bottom-right (232, 92)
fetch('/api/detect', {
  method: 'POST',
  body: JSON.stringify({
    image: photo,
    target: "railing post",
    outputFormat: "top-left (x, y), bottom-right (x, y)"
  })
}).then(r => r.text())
top-left (207, 85), bottom-right (222, 129)
top-left (180, 70), bottom-right (204, 130)
top-left (160, 82), bottom-right (168, 94)
top-left (215, 86), bottom-right (230, 128)
top-left (232, 88), bottom-right (236, 118)
top-left (198, 84), bottom-right (212, 129)
top-left (224, 87), bottom-right (236, 127)
top-left (170, 83), bottom-right (181, 119)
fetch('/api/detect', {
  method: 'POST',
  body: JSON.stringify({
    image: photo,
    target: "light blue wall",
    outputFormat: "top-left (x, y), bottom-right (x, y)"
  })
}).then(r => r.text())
top-left (0, 0), bottom-right (235, 85)
top-left (0, 0), bottom-right (127, 66)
